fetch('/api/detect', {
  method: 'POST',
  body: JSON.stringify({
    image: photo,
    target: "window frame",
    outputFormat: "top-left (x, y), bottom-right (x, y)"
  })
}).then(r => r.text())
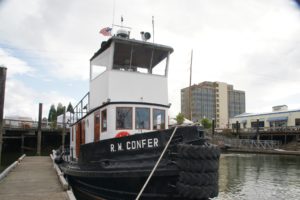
top-left (152, 108), bottom-right (166, 130)
top-left (135, 107), bottom-right (150, 130)
top-left (116, 107), bottom-right (133, 130)
top-left (101, 109), bottom-right (107, 132)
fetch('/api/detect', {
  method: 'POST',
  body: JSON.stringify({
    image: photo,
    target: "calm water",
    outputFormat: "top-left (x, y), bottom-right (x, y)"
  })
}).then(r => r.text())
top-left (213, 154), bottom-right (300, 200)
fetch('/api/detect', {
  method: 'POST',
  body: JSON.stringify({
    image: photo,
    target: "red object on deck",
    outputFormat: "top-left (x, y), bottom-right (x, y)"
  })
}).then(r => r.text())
top-left (115, 131), bottom-right (130, 138)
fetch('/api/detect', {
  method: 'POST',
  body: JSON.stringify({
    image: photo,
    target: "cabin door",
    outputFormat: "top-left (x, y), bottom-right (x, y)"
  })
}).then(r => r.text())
top-left (75, 122), bottom-right (81, 158)
top-left (81, 120), bottom-right (86, 145)
top-left (94, 111), bottom-right (100, 142)
top-left (75, 120), bottom-right (86, 158)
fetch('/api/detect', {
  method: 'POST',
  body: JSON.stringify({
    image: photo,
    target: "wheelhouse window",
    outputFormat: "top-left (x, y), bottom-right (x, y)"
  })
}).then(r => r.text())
top-left (135, 108), bottom-right (150, 129)
top-left (116, 107), bottom-right (132, 129)
top-left (90, 46), bottom-right (112, 80)
top-left (153, 109), bottom-right (165, 130)
top-left (112, 41), bottom-right (171, 76)
top-left (101, 109), bottom-right (107, 132)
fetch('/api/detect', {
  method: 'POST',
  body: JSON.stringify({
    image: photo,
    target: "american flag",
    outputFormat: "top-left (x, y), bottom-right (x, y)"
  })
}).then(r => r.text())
top-left (99, 27), bottom-right (112, 36)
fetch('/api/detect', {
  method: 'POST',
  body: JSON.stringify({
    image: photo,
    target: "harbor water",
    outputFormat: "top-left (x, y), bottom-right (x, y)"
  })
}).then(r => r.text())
top-left (214, 153), bottom-right (300, 200)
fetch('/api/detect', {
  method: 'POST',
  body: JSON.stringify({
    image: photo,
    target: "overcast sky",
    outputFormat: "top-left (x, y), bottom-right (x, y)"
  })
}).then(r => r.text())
top-left (1, 0), bottom-right (300, 120)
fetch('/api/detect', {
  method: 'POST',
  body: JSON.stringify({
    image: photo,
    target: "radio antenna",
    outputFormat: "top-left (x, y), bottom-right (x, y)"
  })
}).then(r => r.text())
top-left (152, 16), bottom-right (155, 43)
top-left (112, 0), bottom-right (116, 27)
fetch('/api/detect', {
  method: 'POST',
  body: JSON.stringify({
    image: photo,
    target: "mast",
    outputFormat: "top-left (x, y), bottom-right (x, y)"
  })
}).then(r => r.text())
top-left (188, 49), bottom-right (193, 121)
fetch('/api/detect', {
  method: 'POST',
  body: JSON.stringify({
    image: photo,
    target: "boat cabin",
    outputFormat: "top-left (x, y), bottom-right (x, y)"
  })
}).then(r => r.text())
top-left (69, 30), bottom-right (174, 159)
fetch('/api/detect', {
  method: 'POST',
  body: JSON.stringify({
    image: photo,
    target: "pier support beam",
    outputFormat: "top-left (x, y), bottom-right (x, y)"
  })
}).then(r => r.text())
top-left (37, 103), bottom-right (42, 156)
top-left (0, 67), bottom-right (7, 166)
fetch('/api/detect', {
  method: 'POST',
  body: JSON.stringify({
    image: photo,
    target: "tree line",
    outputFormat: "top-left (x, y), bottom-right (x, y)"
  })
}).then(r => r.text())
top-left (176, 113), bottom-right (212, 129)
top-left (48, 102), bottom-right (74, 123)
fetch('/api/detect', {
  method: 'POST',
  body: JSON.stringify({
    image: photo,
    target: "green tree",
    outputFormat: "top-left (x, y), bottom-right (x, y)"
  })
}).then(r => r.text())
top-left (176, 113), bottom-right (185, 125)
top-left (67, 102), bottom-right (74, 114)
top-left (201, 118), bottom-right (212, 129)
top-left (48, 104), bottom-right (57, 122)
top-left (56, 103), bottom-right (65, 116)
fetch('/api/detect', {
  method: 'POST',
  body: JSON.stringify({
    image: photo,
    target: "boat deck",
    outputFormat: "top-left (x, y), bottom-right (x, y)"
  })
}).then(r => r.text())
top-left (0, 156), bottom-right (68, 200)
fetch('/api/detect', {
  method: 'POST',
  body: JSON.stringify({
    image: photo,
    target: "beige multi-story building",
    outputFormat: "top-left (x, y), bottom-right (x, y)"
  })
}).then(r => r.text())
top-left (181, 81), bottom-right (245, 128)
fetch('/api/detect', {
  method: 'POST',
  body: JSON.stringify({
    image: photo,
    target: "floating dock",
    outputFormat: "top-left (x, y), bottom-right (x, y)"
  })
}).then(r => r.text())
top-left (0, 156), bottom-right (71, 200)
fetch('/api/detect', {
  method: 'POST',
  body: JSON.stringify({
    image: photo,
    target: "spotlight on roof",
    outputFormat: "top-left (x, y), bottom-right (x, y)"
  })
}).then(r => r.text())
top-left (140, 31), bottom-right (151, 41)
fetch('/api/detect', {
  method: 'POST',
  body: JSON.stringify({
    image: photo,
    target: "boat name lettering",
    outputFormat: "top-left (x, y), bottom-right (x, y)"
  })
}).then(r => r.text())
top-left (110, 138), bottom-right (159, 152)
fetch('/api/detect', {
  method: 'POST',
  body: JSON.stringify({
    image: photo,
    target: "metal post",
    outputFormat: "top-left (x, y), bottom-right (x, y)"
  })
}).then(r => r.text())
top-left (236, 121), bottom-right (239, 138)
top-left (212, 119), bottom-right (215, 137)
top-left (0, 67), bottom-right (7, 166)
top-left (37, 103), bottom-right (42, 156)
top-left (188, 50), bottom-right (193, 121)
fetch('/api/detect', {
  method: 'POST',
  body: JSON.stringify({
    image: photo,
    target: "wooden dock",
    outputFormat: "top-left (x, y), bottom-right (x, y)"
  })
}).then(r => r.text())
top-left (0, 156), bottom-right (69, 200)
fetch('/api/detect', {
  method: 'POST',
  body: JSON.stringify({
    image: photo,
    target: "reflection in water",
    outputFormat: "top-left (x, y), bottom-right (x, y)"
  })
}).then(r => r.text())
top-left (213, 154), bottom-right (300, 200)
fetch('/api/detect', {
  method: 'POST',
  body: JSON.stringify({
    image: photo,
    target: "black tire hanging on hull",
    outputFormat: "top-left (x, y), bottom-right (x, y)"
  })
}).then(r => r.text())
top-left (176, 143), bottom-right (220, 199)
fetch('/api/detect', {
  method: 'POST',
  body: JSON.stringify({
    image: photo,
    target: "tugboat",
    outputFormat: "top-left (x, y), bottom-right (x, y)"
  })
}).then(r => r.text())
top-left (58, 28), bottom-right (220, 200)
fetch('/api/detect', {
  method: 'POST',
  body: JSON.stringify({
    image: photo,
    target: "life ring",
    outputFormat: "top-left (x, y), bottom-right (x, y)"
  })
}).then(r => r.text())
top-left (115, 131), bottom-right (130, 138)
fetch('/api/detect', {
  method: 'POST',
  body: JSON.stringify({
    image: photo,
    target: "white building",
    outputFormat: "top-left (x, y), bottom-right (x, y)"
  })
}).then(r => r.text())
top-left (230, 105), bottom-right (300, 129)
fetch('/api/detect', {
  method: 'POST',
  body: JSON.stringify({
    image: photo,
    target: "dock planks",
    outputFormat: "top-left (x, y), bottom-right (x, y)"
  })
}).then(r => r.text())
top-left (0, 156), bottom-right (68, 200)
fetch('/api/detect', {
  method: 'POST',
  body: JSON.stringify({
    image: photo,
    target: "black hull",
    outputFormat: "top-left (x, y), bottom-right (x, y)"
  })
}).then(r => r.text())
top-left (59, 126), bottom-right (220, 200)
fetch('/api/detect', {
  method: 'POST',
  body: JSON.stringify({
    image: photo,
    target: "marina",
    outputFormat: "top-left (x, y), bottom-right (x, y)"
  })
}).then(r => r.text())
top-left (1, 1), bottom-right (300, 199)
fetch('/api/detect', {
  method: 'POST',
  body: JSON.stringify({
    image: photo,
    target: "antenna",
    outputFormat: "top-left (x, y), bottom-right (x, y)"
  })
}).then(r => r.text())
top-left (188, 49), bottom-right (193, 121)
top-left (152, 16), bottom-right (155, 43)
top-left (112, 0), bottom-right (116, 27)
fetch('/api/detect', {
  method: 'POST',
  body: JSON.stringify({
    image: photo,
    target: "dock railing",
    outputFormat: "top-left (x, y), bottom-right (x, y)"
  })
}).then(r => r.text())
top-left (232, 126), bottom-right (300, 134)
top-left (212, 135), bottom-right (281, 150)
top-left (3, 119), bottom-right (66, 130)
top-left (221, 138), bottom-right (281, 150)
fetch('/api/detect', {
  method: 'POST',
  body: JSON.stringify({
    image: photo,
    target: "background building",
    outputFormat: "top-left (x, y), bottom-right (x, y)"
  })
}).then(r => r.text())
top-left (181, 81), bottom-right (245, 128)
top-left (230, 105), bottom-right (300, 129)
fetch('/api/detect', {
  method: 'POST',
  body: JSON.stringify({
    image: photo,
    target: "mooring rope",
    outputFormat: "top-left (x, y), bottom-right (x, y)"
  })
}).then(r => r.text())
top-left (135, 126), bottom-right (178, 200)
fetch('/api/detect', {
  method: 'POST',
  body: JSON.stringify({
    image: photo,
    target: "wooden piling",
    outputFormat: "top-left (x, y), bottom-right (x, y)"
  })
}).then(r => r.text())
top-left (62, 110), bottom-right (66, 151)
top-left (0, 67), bottom-right (7, 166)
top-left (37, 103), bottom-right (42, 155)
top-left (256, 119), bottom-right (260, 142)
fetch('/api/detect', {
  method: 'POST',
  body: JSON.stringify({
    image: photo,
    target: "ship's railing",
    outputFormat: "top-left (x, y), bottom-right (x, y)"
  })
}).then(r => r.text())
top-left (70, 92), bottom-right (90, 124)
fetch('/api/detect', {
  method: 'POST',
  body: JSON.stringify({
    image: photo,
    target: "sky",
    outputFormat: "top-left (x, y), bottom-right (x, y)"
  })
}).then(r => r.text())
top-left (1, 0), bottom-right (300, 120)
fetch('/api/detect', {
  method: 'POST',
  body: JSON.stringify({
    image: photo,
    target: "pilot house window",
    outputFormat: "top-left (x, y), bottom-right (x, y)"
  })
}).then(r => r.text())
top-left (135, 108), bottom-right (150, 129)
top-left (153, 109), bottom-right (165, 130)
top-left (101, 109), bottom-right (107, 132)
top-left (116, 107), bottom-right (132, 129)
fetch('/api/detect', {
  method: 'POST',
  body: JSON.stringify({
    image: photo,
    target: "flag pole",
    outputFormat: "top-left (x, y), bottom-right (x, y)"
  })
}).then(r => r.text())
top-left (112, 0), bottom-right (116, 28)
